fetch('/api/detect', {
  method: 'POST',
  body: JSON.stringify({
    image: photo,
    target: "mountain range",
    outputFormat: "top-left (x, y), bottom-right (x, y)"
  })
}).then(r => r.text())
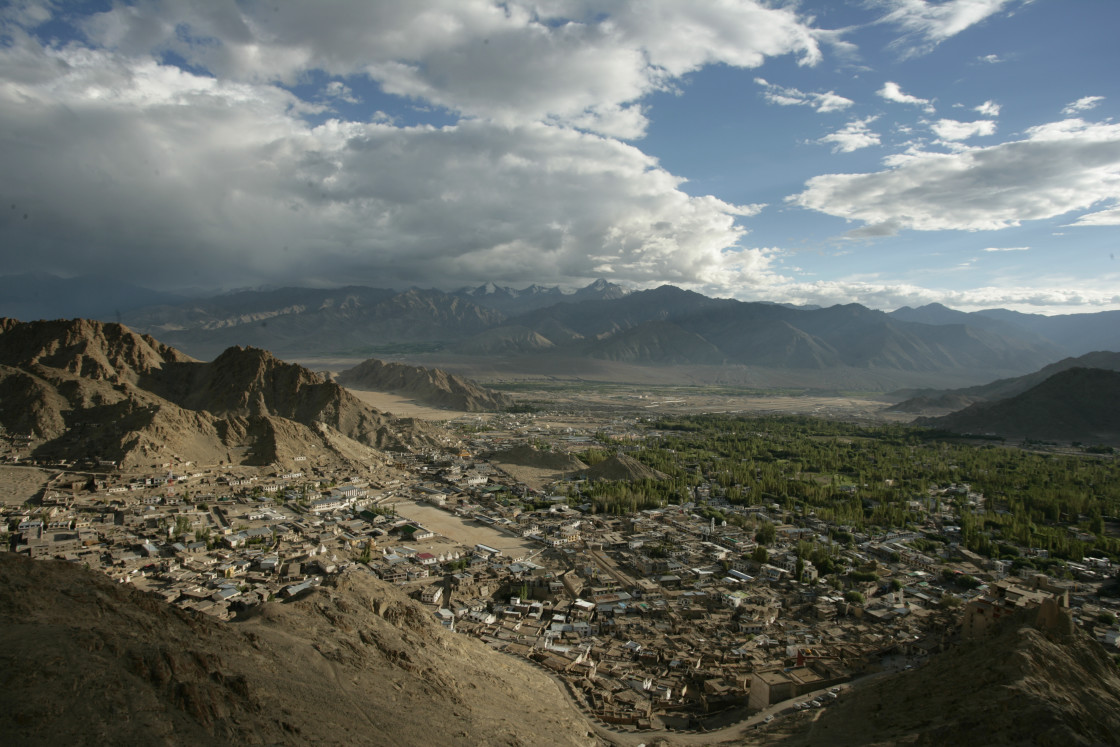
top-left (0, 318), bottom-right (448, 469)
top-left (4, 275), bottom-right (1118, 391)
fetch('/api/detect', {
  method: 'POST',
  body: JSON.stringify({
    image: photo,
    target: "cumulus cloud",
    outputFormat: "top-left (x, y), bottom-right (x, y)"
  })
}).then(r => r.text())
top-left (930, 118), bottom-right (996, 141)
top-left (77, 0), bottom-right (823, 138)
top-left (977, 53), bottom-right (1002, 63)
top-left (789, 118), bottom-right (1120, 232)
top-left (875, 0), bottom-right (1020, 55)
top-left (974, 100), bottom-right (1000, 116)
top-left (0, 41), bottom-right (770, 292)
top-left (0, 1), bottom-right (838, 295)
top-left (1063, 95), bottom-right (1104, 115)
top-left (818, 117), bottom-right (881, 153)
top-left (877, 81), bottom-right (934, 112)
top-left (755, 77), bottom-right (853, 113)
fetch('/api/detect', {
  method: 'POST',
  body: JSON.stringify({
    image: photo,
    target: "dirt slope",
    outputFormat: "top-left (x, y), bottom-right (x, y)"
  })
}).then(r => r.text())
top-left (761, 602), bottom-right (1120, 747)
top-left (0, 554), bottom-right (597, 746)
top-left (585, 452), bottom-right (669, 482)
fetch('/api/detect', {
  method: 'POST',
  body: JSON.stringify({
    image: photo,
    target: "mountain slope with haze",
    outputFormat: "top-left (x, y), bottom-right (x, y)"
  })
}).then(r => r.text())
top-left (915, 367), bottom-right (1120, 443)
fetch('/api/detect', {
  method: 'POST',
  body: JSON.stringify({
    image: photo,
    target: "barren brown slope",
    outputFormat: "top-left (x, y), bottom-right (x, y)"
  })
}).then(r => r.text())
top-left (761, 603), bottom-right (1120, 747)
top-left (337, 357), bottom-right (514, 412)
top-left (0, 554), bottom-right (597, 747)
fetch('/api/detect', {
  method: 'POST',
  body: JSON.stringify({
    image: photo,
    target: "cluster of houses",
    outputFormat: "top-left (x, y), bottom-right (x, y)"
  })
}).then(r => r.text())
top-left (3, 417), bottom-right (1119, 732)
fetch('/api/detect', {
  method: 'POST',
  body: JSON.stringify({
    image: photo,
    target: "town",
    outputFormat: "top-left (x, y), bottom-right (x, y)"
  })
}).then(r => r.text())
top-left (3, 406), bottom-right (1118, 733)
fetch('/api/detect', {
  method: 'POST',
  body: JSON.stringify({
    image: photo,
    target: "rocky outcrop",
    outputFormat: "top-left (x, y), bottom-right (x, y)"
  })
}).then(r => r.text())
top-left (0, 319), bottom-right (452, 468)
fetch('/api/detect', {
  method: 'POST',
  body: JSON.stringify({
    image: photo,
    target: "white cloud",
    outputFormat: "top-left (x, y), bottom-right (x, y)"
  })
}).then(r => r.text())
top-left (323, 81), bottom-right (359, 104)
top-left (1063, 95), bottom-right (1104, 115)
top-left (789, 118), bottom-right (1120, 232)
top-left (877, 81), bottom-right (934, 112)
top-left (77, 0), bottom-right (824, 138)
top-left (755, 78), bottom-right (853, 113)
top-left (1067, 205), bottom-right (1120, 227)
top-left (0, 41), bottom-right (766, 292)
top-left (930, 118), bottom-right (996, 141)
top-left (875, 0), bottom-right (1020, 55)
top-left (743, 279), bottom-right (1120, 314)
top-left (818, 117), bottom-right (881, 153)
top-left (982, 246), bottom-right (1029, 252)
top-left (974, 100), bottom-right (1000, 117)
top-left (977, 53), bottom-right (1002, 64)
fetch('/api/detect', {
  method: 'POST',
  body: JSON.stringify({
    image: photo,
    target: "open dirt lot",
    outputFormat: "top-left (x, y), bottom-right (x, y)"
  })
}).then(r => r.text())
top-left (391, 497), bottom-right (540, 559)
top-left (345, 389), bottom-right (472, 421)
top-left (0, 466), bottom-right (57, 506)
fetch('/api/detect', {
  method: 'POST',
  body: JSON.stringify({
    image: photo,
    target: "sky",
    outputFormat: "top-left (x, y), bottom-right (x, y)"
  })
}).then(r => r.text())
top-left (1, 0), bottom-right (1118, 314)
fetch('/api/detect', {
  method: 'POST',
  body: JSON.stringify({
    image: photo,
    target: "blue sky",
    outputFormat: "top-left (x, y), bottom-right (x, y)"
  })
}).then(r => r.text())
top-left (1, 1), bottom-right (1118, 313)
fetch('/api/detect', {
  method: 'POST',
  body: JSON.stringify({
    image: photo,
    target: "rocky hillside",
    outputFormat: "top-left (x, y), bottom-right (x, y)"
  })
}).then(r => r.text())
top-left (0, 319), bottom-right (450, 468)
top-left (0, 554), bottom-right (595, 746)
top-left (915, 367), bottom-right (1120, 444)
top-left (0, 316), bottom-right (192, 382)
top-left (336, 358), bottom-right (514, 412)
top-left (765, 602), bottom-right (1120, 747)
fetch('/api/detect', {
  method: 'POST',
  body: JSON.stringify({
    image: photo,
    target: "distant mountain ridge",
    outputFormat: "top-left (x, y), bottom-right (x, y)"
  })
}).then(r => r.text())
top-left (0, 318), bottom-right (448, 468)
top-left (0, 272), bottom-right (191, 322)
top-left (122, 286), bottom-right (503, 360)
top-left (452, 277), bottom-right (629, 314)
top-left (475, 286), bottom-right (1067, 376)
top-left (335, 358), bottom-right (514, 412)
top-left (890, 302), bottom-right (1120, 356)
top-left (5, 276), bottom-right (1108, 388)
